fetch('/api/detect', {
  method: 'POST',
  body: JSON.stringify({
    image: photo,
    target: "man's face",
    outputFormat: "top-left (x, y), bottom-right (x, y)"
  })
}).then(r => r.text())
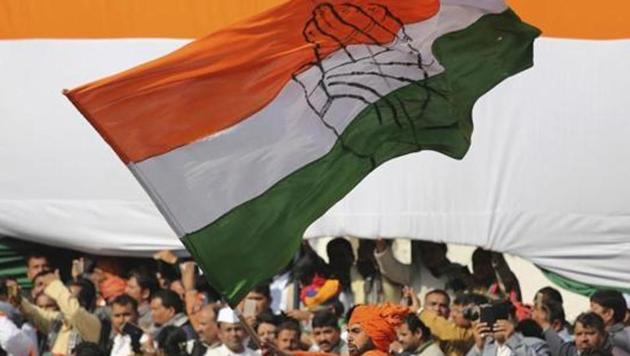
top-left (111, 303), bottom-right (138, 334)
top-left (257, 322), bottom-right (277, 343)
top-left (574, 322), bottom-right (604, 352)
top-left (397, 323), bottom-right (423, 352)
top-left (35, 294), bottom-right (58, 312)
top-left (347, 323), bottom-right (374, 356)
top-left (219, 322), bottom-right (245, 353)
top-left (244, 292), bottom-right (270, 316)
top-left (27, 257), bottom-right (49, 281)
top-left (313, 326), bottom-right (341, 353)
top-left (590, 302), bottom-right (614, 327)
top-left (125, 277), bottom-right (145, 303)
top-left (195, 307), bottom-right (219, 345)
top-left (425, 293), bottom-right (450, 318)
top-left (276, 329), bottom-right (300, 352)
top-left (150, 297), bottom-right (174, 326)
top-left (450, 304), bottom-right (471, 328)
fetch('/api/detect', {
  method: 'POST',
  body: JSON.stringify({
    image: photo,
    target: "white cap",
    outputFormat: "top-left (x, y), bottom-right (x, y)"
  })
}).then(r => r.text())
top-left (217, 307), bottom-right (240, 324)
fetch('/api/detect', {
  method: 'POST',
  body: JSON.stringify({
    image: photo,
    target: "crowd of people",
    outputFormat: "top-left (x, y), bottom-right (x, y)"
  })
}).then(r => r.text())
top-left (0, 237), bottom-right (628, 356)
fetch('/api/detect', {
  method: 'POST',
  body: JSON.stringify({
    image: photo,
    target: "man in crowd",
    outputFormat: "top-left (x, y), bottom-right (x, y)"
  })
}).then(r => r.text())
top-left (397, 313), bottom-right (444, 356)
top-left (26, 253), bottom-right (50, 282)
top-left (19, 270), bottom-right (102, 355)
top-left (125, 269), bottom-right (159, 330)
top-left (538, 312), bottom-right (608, 356)
top-left (310, 311), bottom-right (348, 354)
top-left (0, 278), bottom-right (38, 356)
top-left (255, 312), bottom-right (278, 345)
top-left (276, 319), bottom-right (301, 353)
top-left (188, 304), bottom-right (221, 356)
top-left (149, 289), bottom-right (195, 340)
top-left (532, 299), bottom-right (571, 343)
top-left (466, 301), bottom-right (536, 356)
top-left (424, 290), bottom-right (451, 319)
top-left (209, 307), bottom-right (257, 356)
top-left (107, 294), bottom-right (142, 355)
top-left (420, 292), bottom-right (487, 356)
top-left (347, 303), bottom-right (410, 356)
top-left (239, 284), bottom-right (273, 328)
top-left (590, 290), bottom-right (630, 354)
top-left (533, 287), bottom-right (572, 342)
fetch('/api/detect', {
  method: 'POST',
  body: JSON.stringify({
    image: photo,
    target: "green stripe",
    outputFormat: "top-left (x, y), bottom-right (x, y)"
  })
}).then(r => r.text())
top-left (182, 9), bottom-right (540, 305)
top-left (540, 268), bottom-right (630, 297)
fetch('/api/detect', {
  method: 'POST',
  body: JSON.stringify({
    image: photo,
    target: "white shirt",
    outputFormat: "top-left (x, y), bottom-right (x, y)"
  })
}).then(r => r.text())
top-left (0, 316), bottom-right (38, 356)
top-left (110, 334), bottom-right (134, 356)
top-left (497, 343), bottom-right (512, 356)
top-left (206, 344), bottom-right (258, 356)
top-left (186, 339), bottom-right (221, 356)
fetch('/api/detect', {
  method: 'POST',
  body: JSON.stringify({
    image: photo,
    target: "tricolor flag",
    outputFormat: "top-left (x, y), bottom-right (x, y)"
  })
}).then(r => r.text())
top-left (63, 0), bottom-right (539, 304)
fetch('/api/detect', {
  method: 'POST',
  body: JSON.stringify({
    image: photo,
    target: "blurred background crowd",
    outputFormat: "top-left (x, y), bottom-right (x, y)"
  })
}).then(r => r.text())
top-left (0, 237), bottom-right (628, 356)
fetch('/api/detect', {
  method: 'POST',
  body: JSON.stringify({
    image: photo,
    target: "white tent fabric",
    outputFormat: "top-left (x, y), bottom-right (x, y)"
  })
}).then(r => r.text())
top-left (1, 38), bottom-right (629, 287)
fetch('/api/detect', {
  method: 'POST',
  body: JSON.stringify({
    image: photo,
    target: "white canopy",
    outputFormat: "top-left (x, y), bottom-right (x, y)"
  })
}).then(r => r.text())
top-left (1, 37), bottom-right (629, 289)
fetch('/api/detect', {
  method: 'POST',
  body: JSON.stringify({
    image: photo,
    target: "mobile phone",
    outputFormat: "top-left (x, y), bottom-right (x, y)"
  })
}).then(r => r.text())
top-left (243, 299), bottom-right (257, 317)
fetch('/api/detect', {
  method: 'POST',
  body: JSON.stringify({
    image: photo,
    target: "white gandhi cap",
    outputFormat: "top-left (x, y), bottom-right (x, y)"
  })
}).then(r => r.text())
top-left (217, 306), bottom-right (240, 324)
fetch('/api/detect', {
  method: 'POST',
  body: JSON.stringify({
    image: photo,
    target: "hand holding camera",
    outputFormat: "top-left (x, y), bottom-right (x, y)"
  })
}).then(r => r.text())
top-left (472, 322), bottom-right (492, 350)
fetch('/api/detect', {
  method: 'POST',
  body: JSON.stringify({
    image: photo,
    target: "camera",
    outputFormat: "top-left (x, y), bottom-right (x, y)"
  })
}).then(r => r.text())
top-left (463, 303), bottom-right (510, 326)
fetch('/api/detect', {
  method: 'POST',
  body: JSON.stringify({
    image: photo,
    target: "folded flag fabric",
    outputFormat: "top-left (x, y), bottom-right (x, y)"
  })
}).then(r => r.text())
top-left (65, 0), bottom-right (539, 305)
top-left (300, 275), bottom-right (341, 309)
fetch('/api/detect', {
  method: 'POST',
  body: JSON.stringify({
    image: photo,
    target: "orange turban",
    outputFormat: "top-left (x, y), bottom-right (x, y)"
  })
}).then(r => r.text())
top-left (349, 303), bottom-right (409, 353)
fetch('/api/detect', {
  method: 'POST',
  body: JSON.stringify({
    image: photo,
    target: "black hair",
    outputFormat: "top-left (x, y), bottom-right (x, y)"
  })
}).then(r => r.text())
top-left (453, 293), bottom-right (488, 306)
top-left (312, 311), bottom-right (339, 330)
top-left (345, 304), bottom-right (360, 325)
top-left (575, 312), bottom-right (607, 335)
top-left (25, 253), bottom-right (49, 265)
top-left (111, 294), bottom-right (138, 311)
top-left (128, 269), bottom-right (159, 298)
top-left (255, 311), bottom-right (279, 333)
top-left (591, 290), bottom-right (627, 324)
top-left (541, 299), bottom-right (566, 324)
top-left (156, 325), bottom-right (188, 356)
top-left (251, 283), bottom-right (272, 300)
top-left (277, 317), bottom-right (301, 337)
top-left (516, 319), bottom-right (544, 339)
top-left (426, 289), bottom-right (451, 306)
top-left (326, 238), bottom-right (354, 288)
top-left (293, 249), bottom-right (328, 286)
top-left (403, 313), bottom-right (431, 340)
top-left (70, 278), bottom-right (97, 312)
top-left (72, 341), bottom-right (105, 356)
top-left (356, 240), bottom-right (378, 279)
top-left (326, 238), bottom-right (354, 259)
top-left (536, 286), bottom-right (564, 305)
top-left (152, 289), bottom-right (184, 314)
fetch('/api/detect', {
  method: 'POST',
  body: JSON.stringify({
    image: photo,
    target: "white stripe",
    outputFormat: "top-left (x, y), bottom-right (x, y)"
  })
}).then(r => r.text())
top-left (131, 4), bottom-right (503, 236)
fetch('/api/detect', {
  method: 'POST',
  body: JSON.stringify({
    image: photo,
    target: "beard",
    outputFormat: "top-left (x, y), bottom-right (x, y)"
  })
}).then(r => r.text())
top-left (348, 338), bottom-right (375, 356)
